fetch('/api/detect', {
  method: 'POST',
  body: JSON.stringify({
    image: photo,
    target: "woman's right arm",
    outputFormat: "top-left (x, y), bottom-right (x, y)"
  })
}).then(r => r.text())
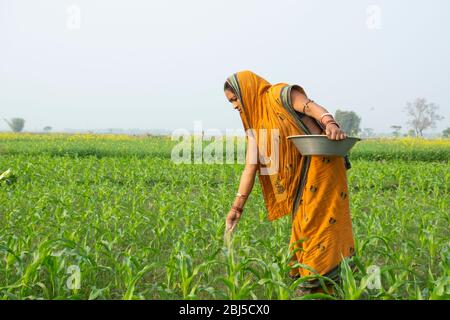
top-left (225, 142), bottom-right (258, 232)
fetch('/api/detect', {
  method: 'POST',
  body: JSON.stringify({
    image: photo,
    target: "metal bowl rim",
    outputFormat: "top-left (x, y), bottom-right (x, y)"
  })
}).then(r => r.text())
top-left (287, 135), bottom-right (361, 141)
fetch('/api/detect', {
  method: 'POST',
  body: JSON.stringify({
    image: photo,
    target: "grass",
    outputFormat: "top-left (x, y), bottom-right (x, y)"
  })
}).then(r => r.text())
top-left (0, 133), bottom-right (448, 299)
top-left (0, 133), bottom-right (448, 161)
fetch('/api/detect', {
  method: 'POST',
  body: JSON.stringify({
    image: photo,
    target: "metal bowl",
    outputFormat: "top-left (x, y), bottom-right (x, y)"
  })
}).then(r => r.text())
top-left (287, 135), bottom-right (361, 156)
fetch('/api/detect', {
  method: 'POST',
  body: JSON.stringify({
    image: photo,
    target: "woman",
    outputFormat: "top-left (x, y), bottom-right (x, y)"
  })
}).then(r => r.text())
top-left (223, 70), bottom-right (356, 296)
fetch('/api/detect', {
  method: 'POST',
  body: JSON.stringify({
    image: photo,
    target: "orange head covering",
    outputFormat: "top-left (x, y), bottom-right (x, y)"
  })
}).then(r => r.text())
top-left (225, 70), bottom-right (319, 221)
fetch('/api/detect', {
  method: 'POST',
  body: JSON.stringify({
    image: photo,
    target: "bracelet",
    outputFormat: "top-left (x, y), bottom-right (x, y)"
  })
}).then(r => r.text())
top-left (325, 121), bottom-right (340, 128)
top-left (236, 193), bottom-right (248, 199)
top-left (323, 119), bottom-right (336, 126)
top-left (319, 112), bottom-right (333, 124)
top-left (302, 99), bottom-right (314, 114)
top-left (231, 205), bottom-right (243, 213)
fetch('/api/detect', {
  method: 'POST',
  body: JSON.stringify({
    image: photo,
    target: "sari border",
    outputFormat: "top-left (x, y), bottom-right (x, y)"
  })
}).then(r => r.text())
top-left (280, 85), bottom-right (313, 220)
top-left (295, 253), bottom-right (358, 289)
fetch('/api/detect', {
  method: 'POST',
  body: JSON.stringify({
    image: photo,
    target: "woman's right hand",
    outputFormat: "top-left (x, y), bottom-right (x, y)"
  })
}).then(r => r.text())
top-left (225, 208), bottom-right (241, 233)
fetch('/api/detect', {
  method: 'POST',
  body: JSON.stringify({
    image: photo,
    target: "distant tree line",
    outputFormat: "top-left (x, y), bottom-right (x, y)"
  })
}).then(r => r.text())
top-left (332, 96), bottom-right (446, 138)
top-left (2, 97), bottom-right (447, 138)
top-left (2, 118), bottom-right (55, 133)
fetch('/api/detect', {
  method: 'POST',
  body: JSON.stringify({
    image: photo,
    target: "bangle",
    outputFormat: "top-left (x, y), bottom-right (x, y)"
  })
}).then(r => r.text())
top-left (323, 119), bottom-right (335, 126)
top-left (302, 99), bottom-right (314, 114)
top-left (319, 112), bottom-right (333, 124)
top-left (231, 205), bottom-right (243, 213)
top-left (236, 193), bottom-right (248, 199)
top-left (325, 121), bottom-right (340, 128)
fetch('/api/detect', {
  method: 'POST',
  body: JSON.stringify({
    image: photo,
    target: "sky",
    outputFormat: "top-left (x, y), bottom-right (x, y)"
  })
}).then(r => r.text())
top-left (1, 0), bottom-right (449, 134)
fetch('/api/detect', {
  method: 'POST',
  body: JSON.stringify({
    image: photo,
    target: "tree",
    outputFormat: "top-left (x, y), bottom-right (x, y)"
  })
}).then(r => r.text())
top-left (334, 110), bottom-right (361, 136)
top-left (362, 128), bottom-right (375, 138)
top-left (405, 98), bottom-right (444, 137)
top-left (443, 127), bottom-right (450, 138)
top-left (43, 126), bottom-right (52, 132)
top-left (406, 129), bottom-right (416, 137)
top-left (4, 118), bottom-right (25, 132)
top-left (390, 125), bottom-right (402, 137)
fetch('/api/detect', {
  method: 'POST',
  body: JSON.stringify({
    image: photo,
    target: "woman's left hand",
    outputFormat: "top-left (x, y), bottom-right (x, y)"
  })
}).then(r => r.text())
top-left (326, 124), bottom-right (347, 140)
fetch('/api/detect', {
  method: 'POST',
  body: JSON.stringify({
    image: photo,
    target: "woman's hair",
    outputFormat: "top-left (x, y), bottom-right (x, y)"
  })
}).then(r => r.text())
top-left (223, 81), bottom-right (235, 93)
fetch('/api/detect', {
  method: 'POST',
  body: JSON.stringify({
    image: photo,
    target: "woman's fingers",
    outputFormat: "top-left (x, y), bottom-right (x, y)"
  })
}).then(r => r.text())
top-left (225, 210), bottom-right (240, 233)
top-left (339, 131), bottom-right (347, 140)
top-left (327, 127), bottom-right (347, 140)
top-left (226, 220), bottom-right (237, 234)
top-left (327, 132), bottom-right (333, 140)
top-left (331, 129), bottom-right (337, 140)
top-left (226, 218), bottom-right (233, 230)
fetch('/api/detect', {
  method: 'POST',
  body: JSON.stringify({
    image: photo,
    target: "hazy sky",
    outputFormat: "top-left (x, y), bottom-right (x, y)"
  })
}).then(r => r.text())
top-left (1, 0), bottom-right (449, 133)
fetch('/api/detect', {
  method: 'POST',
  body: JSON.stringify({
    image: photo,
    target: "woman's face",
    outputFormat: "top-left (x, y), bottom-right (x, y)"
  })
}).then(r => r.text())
top-left (224, 89), bottom-right (243, 113)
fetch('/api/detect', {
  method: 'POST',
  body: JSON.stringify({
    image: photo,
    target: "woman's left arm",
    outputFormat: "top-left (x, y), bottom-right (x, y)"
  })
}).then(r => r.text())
top-left (291, 88), bottom-right (347, 140)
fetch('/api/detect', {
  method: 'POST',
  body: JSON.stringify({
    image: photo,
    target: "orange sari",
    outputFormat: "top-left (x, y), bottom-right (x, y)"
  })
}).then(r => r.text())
top-left (226, 70), bottom-right (355, 286)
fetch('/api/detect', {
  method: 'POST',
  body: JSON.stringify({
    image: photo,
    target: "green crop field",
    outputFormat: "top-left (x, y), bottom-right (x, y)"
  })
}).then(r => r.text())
top-left (0, 133), bottom-right (449, 300)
